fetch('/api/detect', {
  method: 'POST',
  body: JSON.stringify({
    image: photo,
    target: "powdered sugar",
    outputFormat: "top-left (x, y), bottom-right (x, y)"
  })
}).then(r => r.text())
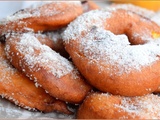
top-left (63, 9), bottom-right (160, 75)
top-left (29, 1), bottom-right (81, 9)
top-left (0, 46), bottom-right (17, 84)
top-left (0, 94), bottom-right (36, 112)
top-left (13, 33), bottom-right (74, 78)
top-left (63, 9), bottom-right (111, 42)
top-left (2, 1), bottom-right (81, 23)
top-left (114, 94), bottom-right (160, 119)
top-left (45, 29), bottom-right (64, 43)
top-left (0, 43), bottom-right (38, 112)
top-left (79, 27), bottom-right (160, 74)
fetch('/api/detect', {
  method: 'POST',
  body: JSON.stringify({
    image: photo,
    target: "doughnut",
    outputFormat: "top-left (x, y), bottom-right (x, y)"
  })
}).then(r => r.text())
top-left (0, 1), bottom-right (83, 35)
top-left (63, 8), bottom-right (160, 96)
top-left (81, 0), bottom-right (99, 12)
top-left (77, 92), bottom-right (160, 119)
top-left (109, 4), bottom-right (160, 94)
top-left (0, 42), bottom-right (71, 114)
top-left (5, 33), bottom-right (91, 104)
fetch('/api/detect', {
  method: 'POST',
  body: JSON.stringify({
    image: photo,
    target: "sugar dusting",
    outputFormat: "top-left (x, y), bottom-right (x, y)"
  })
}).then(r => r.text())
top-left (80, 28), bottom-right (160, 74)
top-left (0, 94), bottom-right (36, 112)
top-left (0, 55), bottom-right (17, 84)
top-left (114, 94), bottom-right (160, 119)
top-left (13, 33), bottom-right (74, 78)
top-left (63, 9), bottom-right (111, 42)
top-left (45, 28), bottom-right (64, 43)
top-left (2, 1), bottom-right (81, 23)
top-left (0, 44), bottom-right (37, 111)
top-left (63, 9), bottom-right (160, 75)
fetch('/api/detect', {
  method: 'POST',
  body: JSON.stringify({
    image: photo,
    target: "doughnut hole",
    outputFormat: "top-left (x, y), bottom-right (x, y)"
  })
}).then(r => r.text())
top-left (103, 9), bottom-right (160, 45)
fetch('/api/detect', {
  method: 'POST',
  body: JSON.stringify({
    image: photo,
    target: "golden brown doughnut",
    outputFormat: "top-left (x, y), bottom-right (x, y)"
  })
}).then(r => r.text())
top-left (5, 33), bottom-right (91, 104)
top-left (110, 4), bottom-right (160, 94)
top-left (0, 1), bottom-right (83, 35)
top-left (0, 42), bottom-right (71, 114)
top-left (77, 92), bottom-right (160, 119)
top-left (63, 8), bottom-right (160, 96)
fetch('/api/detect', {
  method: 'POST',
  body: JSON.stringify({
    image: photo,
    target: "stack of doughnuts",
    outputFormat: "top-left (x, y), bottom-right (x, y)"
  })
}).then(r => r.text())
top-left (0, 1), bottom-right (99, 115)
top-left (1, 1), bottom-right (160, 119)
top-left (63, 3), bottom-right (160, 119)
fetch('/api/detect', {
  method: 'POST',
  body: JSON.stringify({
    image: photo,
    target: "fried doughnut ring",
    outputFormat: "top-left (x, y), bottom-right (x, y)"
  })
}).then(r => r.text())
top-left (81, 0), bottom-right (99, 12)
top-left (77, 92), bottom-right (160, 119)
top-left (110, 4), bottom-right (160, 93)
top-left (5, 33), bottom-right (91, 104)
top-left (0, 43), bottom-right (71, 114)
top-left (63, 9), bottom-right (160, 96)
top-left (0, 1), bottom-right (83, 35)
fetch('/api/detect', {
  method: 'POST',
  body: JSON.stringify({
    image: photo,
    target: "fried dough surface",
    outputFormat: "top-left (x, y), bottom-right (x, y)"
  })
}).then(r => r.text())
top-left (77, 93), bottom-right (160, 119)
top-left (0, 1), bottom-right (83, 35)
top-left (0, 43), bottom-right (71, 114)
top-left (63, 8), bottom-right (160, 96)
top-left (5, 33), bottom-right (91, 104)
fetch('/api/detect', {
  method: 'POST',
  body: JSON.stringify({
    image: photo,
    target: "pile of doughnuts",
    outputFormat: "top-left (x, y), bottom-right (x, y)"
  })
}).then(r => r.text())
top-left (1, 1), bottom-right (160, 119)
top-left (63, 3), bottom-right (160, 119)
top-left (0, 1), bottom-right (98, 115)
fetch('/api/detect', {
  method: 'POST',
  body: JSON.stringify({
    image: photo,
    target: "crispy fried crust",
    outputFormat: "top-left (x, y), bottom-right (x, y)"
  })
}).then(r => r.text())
top-left (0, 1), bottom-right (83, 35)
top-left (0, 43), bottom-right (72, 114)
top-left (77, 93), bottom-right (160, 119)
top-left (5, 33), bottom-right (91, 104)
